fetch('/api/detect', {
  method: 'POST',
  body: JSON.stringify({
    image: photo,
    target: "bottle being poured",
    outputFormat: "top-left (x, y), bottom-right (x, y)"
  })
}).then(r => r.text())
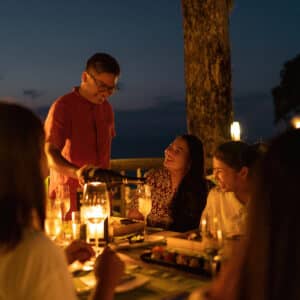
top-left (81, 167), bottom-right (146, 186)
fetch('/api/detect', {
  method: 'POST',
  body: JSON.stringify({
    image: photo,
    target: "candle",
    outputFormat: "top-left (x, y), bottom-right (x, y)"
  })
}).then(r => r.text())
top-left (87, 222), bottom-right (104, 239)
top-left (217, 229), bottom-right (223, 244)
top-left (201, 218), bottom-right (207, 234)
top-left (230, 121), bottom-right (241, 141)
top-left (85, 206), bottom-right (105, 241)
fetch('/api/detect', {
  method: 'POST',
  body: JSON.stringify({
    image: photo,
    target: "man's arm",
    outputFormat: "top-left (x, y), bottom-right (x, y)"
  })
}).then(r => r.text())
top-left (45, 142), bottom-right (78, 179)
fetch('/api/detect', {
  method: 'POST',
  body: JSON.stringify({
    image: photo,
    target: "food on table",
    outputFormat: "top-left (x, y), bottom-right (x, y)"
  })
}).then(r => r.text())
top-left (149, 246), bottom-right (207, 268)
top-left (129, 234), bottom-right (144, 243)
top-left (150, 246), bottom-right (165, 260)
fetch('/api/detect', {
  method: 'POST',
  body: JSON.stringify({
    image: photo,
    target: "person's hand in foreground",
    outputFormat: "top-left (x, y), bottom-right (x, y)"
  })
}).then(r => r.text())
top-left (91, 247), bottom-right (125, 300)
top-left (65, 239), bottom-right (95, 265)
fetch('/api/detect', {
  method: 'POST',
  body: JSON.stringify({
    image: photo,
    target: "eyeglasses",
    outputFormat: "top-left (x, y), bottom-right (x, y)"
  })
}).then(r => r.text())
top-left (87, 72), bottom-right (119, 93)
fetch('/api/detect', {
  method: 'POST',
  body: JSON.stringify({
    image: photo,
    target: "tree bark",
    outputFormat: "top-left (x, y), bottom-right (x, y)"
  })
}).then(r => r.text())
top-left (181, 0), bottom-right (233, 171)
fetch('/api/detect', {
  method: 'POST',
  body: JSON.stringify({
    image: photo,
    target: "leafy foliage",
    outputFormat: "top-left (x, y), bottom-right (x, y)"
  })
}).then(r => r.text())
top-left (272, 54), bottom-right (300, 124)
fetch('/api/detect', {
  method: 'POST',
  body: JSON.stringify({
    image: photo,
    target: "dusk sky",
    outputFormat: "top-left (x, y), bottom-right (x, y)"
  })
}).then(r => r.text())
top-left (1, 1), bottom-right (300, 151)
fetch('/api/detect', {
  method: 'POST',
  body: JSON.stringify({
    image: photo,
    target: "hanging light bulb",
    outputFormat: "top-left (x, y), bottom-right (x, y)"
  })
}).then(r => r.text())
top-left (291, 116), bottom-right (300, 129)
top-left (230, 121), bottom-right (241, 141)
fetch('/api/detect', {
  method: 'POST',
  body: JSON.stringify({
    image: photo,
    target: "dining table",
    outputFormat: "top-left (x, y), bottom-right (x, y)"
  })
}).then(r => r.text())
top-left (73, 229), bottom-right (212, 300)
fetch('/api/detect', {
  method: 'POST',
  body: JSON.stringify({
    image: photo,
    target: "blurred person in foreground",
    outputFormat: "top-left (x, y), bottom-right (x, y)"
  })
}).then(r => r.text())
top-left (200, 141), bottom-right (267, 238)
top-left (44, 53), bottom-right (120, 219)
top-left (128, 134), bottom-right (210, 232)
top-left (0, 102), bottom-right (124, 300)
top-left (190, 129), bottom-right (300, 300)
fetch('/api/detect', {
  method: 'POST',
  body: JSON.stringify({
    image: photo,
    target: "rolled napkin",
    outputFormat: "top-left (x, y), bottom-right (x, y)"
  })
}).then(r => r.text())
top-left (110, 217), bottom-right (144, 237)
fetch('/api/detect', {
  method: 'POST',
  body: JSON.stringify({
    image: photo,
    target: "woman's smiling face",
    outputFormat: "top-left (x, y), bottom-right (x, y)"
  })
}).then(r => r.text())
top-left (163, 137), bottom-right (190, 173)
top-left (213, 157), bottom-right (243, 192)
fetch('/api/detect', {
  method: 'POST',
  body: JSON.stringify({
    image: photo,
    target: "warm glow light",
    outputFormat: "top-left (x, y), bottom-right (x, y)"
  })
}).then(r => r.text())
top-left (87, 222), bottom-right (104, 239)
top-left (201, 218), bottom-right (207, 233)
top-left (291, 116), bottom-right (300, 129)
top-left (217, 229), bottom-right (223, 242)
top-left (230, 121), bottom-right (241, 141)
top-left (85, 206), bottom-right (105, 240)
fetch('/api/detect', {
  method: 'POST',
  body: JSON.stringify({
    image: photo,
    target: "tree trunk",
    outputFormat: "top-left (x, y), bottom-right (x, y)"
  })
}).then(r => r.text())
top-left (181, 0), bottom-right (233, 172)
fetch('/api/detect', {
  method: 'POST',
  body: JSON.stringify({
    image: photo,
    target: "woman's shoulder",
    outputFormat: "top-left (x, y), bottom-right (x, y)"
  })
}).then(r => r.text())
top-left (207, 186), bottom-right (223, 199)
top-left (145, 167), bottom-right (169, 181)
top-left (145, 167), bottom-right (171, 191)
top-left (23, 230), bottom-right (66, 263)
top-left (3, 229), bottom-right (68, 287)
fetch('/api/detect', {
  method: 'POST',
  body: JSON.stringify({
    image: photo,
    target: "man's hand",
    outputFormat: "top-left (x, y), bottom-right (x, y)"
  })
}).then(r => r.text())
top-left (76, 164), bottom-right (97, 186)
top-left (65, 240), bottom-right (95, 264)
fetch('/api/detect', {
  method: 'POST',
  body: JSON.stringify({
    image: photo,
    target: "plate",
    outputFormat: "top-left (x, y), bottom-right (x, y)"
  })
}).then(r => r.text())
top-left (112, 235), bottom-right (166, 250)
top-left (116, 274), bottom-right (149, 293)
top-left (140, 251), bottom-right (212, 277)
top-left (74, 272), bottom-right (149, 294)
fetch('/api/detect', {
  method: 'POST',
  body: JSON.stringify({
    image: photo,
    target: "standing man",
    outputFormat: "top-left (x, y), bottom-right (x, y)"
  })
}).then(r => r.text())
top-left (44, 53), bottom-right (120, 218)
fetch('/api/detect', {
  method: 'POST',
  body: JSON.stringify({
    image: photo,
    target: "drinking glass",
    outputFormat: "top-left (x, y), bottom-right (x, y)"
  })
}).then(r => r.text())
top-left (55, 184), bottom-right (71, 241)
top-left (45, 197), bottom-right (63, 241)
top-left (71, 211), bottom-right (81, 240)
top-left (201, 215), bottom-right (223, 276)
top-left (137, 184), bottom-right (152, 241)
top-left (56, 184), bottom-right (71, 221)
top-left (83, 182), bottom-right (110, 255)
top-left (45, 218), bottom-right (62, 241)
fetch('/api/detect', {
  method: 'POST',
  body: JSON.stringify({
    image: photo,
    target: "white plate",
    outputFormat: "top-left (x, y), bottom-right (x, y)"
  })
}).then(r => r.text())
top-left (116, 274), bottom-right (149, 293)
top-left (74, 272), bottom-right (149, 294)
top-left (113, 235), bottom-right (165, 250)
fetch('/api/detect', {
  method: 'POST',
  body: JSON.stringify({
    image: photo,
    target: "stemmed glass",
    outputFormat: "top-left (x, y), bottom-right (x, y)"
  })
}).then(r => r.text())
top-left (137, 184), bottom-right (152, 241)
top-left (200, 214), bottom-right (223, 276)
top-left (83, 182), bottom-right (110, 255)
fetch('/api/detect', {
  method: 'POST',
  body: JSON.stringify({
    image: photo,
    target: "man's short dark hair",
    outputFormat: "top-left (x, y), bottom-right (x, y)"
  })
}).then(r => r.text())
top-left (86, 53), bottom-right (120, 75)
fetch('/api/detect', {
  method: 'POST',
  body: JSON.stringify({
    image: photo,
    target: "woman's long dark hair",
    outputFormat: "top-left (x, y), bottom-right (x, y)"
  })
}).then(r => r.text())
top-left (236, 129), bottom-right (300, 300)
top-left (0, 102), bottom-right (45, 251)
top-left (169, 134), bottom-right (208, 232)
top-left (212, 130), bottom-right (300, 300)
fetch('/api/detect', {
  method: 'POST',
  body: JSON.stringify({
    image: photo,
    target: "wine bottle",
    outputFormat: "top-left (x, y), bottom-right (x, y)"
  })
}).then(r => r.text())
top-left (82, 167), bottom-right (146, 185)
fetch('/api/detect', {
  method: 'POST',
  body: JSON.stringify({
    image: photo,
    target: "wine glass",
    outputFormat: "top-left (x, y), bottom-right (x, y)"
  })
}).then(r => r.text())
top-left (83, 182), bottom-right (110, 255)
top-left (137, 184), bottom-right (152, 241)
top-left (201, 215), bottom-right (223, 277)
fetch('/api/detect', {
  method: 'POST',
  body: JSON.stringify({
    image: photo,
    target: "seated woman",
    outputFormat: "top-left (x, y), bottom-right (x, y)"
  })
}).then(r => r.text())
top-left (201, 141), bottom-right (266, 238)
top-left (0, 102), bottom-right (124, 300)
top-left (190, 129), bottom-right (300, 300)
top-left (129, 134), bottom-right (209, 232)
